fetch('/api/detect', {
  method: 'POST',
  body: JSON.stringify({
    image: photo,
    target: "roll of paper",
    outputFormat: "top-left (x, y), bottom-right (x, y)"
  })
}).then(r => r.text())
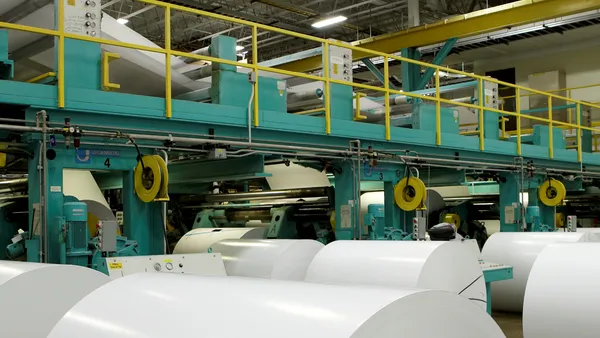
top-left (481, 232), bottom-right (595, 312)
top-left (577, 228), bottom-right (600, 241)
top-left (523, 243), bottom-right (600, 338)
top-left (265, 162), bottom-right (330, 190)
top-left (173, 228), bottom-right (266, 254)
top-left (48, 273), bottom-right (505, 338)
top-left (63, 169), bottom-right (116, 226)
top-left (0, 261), bottom-right (109, 338)
top-left (305, 240), bottom-right (487, 310)
top-left (209, 239), bottom-right (324, 280)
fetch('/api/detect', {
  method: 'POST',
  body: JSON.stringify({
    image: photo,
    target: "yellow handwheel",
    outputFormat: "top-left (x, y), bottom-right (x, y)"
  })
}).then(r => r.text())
top-left (538, 179), bottom-right (566, 207)
top-left (329, 210), bottom-right (336, 232)
top-left (394, 177), bottom-right (427, 211)
top-left (134, 155), bottom-right (169, 203)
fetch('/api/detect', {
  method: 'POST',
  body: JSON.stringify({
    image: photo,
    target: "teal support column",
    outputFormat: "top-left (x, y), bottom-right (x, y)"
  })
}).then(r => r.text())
top-left (482, 82), bottom-right (500, 140)
top-left (384, 180), bottom-right (400, 231)
top-left (122, 171), bottom-right (164, 255)
top-left (330, 84), bottom-right (354, 121)
top-left (0, 30), bottom-right (14, 79)
top-left (360, 58), bottom-right (398, 90)
top-left (416, 38), bottom-right (457, 90)
top-left (334, 162), bottom-right (357, 240)
top-left (63, 40), bottom-right (101, 90)
top-left (26, 143), bottom-right (42, 262)
top-left (499, 173), bottom-right (521, 232)
top-left (401, 48), bottom-right (421, 92)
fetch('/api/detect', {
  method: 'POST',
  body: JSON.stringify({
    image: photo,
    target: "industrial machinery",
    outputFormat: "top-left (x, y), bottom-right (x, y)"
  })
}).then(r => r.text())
top-left (0, 0), bottom-right (598, 273)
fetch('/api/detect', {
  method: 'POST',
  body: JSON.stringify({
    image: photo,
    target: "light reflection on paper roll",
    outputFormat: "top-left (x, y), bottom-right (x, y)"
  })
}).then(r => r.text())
top-left (48, 273), bottom-right (506, 338)
top-left (173, 228), bottom-right (267, 254)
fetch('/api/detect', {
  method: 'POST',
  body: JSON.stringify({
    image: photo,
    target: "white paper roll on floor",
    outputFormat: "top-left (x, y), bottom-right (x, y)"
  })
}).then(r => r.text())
top-left (577, 228), bottom-right (600, 241)
top-left (481, 232), bottom-right (594, 312)
top-left (305, 240), bottom-right (487, 310)
top-left (523, 243), bottom-right (600, 338)
top-left (209, 239), bottom-right (324, 280)
top-left (173, 227), bottom-right (266, 254)
top-left (48, 273), bottom-right (506, 338)
top-left (0, 261), bottom-right (110, 338)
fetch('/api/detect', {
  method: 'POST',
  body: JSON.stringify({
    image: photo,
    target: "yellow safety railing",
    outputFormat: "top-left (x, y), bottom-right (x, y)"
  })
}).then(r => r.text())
top-left (0, 0), bottom-right (598, 162)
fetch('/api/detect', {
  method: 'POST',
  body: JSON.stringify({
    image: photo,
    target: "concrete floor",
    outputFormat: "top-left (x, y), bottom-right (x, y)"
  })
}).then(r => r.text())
top-left (493, 312), bottom-right (523, 338)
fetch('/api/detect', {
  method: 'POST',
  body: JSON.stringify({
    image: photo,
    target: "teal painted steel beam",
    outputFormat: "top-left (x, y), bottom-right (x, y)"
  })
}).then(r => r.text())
top-left (360, 58), bottom-right (398, 90)
top-left (401, 48), bottom-right (421, 91)
top-left (416, 38), bottom-right (457, 90)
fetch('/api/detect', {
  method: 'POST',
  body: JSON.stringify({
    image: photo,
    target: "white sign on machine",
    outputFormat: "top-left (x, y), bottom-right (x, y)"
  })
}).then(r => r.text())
top-left (105, 253), bottom-right (227, 280)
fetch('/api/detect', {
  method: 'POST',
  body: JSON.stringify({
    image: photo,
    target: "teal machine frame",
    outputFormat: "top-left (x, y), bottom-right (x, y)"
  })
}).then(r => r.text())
top-left (0, 1), bottom-right (597, 270)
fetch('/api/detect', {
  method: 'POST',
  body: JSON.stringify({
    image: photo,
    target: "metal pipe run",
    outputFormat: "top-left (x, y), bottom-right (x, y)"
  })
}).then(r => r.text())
top-left (180, 46), bottom-right (211, 64)
top-left (183, 65), bottom-right (212, 80)
top-left (287, 88), bottom-right (324, 111)
top-left (205, 187), bottom-right (331, 203)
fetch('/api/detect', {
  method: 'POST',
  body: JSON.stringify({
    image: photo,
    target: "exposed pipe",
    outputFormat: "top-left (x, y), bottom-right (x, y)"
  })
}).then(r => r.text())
top-left (160, 150), bottom-right (168, 255)
top-left (202, 187), bottom-right (330, 203)
top-left (42, 110), bottom-right (48, 263)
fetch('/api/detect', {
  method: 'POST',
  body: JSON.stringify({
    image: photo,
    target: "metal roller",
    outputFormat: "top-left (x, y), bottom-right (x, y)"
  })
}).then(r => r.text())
top-left (287, 88), bottom-right (324, 110)
top-left (180, 46), bottom-right (211, 64)
top-left (205, 187), bottom-right (331, 203)
top-left (183, 65), bottom-right (213, 80)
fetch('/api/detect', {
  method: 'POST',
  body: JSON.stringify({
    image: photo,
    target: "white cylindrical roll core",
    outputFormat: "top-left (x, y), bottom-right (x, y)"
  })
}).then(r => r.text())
top-left (209, 239), bottom-right (324, 280)
top-left (305, 240), bottom-right (487, 310)
top-left (173, 227), bottom-right (266, 254)
top-left (48, 274), bottom-right (506, 338)
top-left (523, 243), bottom-right (600, 338)
top-left (0, 261), bottom-right (110, 338)
top-left (481, 232), bottom-right (594, 312)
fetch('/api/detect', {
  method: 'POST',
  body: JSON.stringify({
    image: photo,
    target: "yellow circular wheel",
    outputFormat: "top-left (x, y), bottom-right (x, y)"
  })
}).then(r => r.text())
top-left (134, 155), bottom-right (163, 203)
top-left (538, 179), bottom-right (566, 207)
top-left (394, 177), bottom-right (427, 211)
top-left (330, 210), bottom-right (336, 232)
top-left (155, 155), bottom-right (169, 200)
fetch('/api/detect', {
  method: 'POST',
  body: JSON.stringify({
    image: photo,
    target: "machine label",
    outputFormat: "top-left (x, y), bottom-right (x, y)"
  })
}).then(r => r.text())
top-left (108, 262), bottom-right (123, 270)
top-left (340, 205), bottom-right (352, 229)
top-left (505, 206), bottom-right (515, 224)
top-left (50, 186), bottom-right (62, 192)
top-left (75, 149), bottom-right (120, 164)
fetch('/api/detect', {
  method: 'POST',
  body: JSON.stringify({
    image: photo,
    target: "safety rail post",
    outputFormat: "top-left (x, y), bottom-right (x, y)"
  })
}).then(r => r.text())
top-left (548, 97), bottom-right (553, 159)
top-left (577, 103), bottom-right (582, 162)
top-left (323, 42), bottom-right (331, 135)
top-left (516, 88), bottom-right (521, 155)
top-left (165, 6), bottom-right (172, 118)
top-left (435, 69), bottom-right (441, 146)
top-left (252, 25), bottom-right (259, 127)
top-left (57, 0), bottom-right (65, 108)
top-left (384, 56), bottom-right (390, 141)
top-left (478, 79), bottom-right (484, 151)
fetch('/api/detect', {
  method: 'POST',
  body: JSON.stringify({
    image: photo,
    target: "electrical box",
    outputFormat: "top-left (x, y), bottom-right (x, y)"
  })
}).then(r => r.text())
top-left (326, 40), bottom-right (353, 82)
top-left (567, 215), bottom-right (577, 232)
top-left (64, 0), bottom-right (102, 37)
top-left (208, 148), bottom-right (227, 159)
top-left (98, 220), bottom-right (118, 253)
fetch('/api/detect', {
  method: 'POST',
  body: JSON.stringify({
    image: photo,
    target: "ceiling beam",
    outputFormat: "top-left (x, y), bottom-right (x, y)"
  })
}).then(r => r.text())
top-left (276, 0), bottom-right (600, 72)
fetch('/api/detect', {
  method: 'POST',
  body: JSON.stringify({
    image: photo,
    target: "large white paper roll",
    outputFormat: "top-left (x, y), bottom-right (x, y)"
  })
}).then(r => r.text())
top-left (577, 227), bottom-right (600, 241)
top-left (48, 273), bottom-right (505, 338)
top-left (208, 239), bottom-right (324, 280)
top-left (481, 232), bottom-right (594, 312)
top-left (305, 240), bottom-right (487, 310)
top-left (523, 243), bottom-right (600, 338)
top-left (0, 261), bottom-right (109, 338)
top-left (265, 162), bottom-right (330, 190)
top-left (63, 169), bottom-right (116, 225)
top-left (173, 227), bottom-right (266, 254)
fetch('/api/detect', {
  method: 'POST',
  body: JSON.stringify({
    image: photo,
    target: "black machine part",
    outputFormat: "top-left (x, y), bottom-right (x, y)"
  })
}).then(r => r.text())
top-left (427, 223), bottom-right (457, 241)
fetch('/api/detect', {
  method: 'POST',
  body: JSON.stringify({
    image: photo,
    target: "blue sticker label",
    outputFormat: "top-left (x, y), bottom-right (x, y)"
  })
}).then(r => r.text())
top-left (75, 149), bottom-right (91, 164)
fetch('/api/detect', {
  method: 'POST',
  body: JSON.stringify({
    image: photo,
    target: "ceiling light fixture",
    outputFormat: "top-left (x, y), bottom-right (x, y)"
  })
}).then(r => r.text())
top-left (117, 18), bottom-right (129, 25)
top-left (236, 45), bottom-right (245, 51)
top-left (311, 16), bottom-right (347, 28)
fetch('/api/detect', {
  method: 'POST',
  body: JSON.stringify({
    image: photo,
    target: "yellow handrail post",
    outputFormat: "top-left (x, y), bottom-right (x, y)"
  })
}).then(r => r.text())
top-left (252, 25), bottom-right (259, 127)
top-left (57, 0), bottom-right (65, 108)
top-left (567, 89), bottom-right (572, 125)
top-left (516, 88), bottom-right (521, 156)
top-left (478, 79), bottom-right (484, 151)
top-left (548, 97), bottom-right (553, 159)
top-left (323, 42), bottom-right (331, 135)
top-left (576, 103), bottom-right (582, 162)
top-left (384, 56), bottom-right (390, 141)
top-left (353, 93), bottom-right (367, 121)
top-left (435, 69), bottom-right (441, 146)
top-left (102, 52), bottom-right (121, 91)
top-left (164, 6), bottom-right (172, 118)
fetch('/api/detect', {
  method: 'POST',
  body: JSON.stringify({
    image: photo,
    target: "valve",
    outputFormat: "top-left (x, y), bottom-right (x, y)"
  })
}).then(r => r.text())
top-left (62, 117), bottom-right (75, 149)
top-left (73, 127), bottom-right (81, 149)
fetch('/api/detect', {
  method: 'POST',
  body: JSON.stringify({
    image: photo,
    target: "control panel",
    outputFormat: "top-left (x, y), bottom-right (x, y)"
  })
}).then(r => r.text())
top-left (327, 41), bottom-right (352, 82)
top-left (64, 0), bottom-right (102, 37)
top-left (105, 253), bottom-right (227, 280)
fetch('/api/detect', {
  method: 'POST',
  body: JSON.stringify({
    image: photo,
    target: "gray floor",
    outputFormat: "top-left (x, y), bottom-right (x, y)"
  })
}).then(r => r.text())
top-left (493, 312), bottom-right (522, 338)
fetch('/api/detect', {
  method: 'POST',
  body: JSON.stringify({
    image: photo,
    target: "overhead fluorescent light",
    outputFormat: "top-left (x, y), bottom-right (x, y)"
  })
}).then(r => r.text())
top-left (236, 45), bottom-right (245, 51)
top-left (311, 16), bottom-right (347, 28)
top-left (117, 18), bottom-right (129, 25)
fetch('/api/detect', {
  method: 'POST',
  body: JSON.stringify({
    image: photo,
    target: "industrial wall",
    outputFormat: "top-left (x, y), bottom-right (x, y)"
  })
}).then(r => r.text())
top-left (474, 45), bottom-right (600, 111)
